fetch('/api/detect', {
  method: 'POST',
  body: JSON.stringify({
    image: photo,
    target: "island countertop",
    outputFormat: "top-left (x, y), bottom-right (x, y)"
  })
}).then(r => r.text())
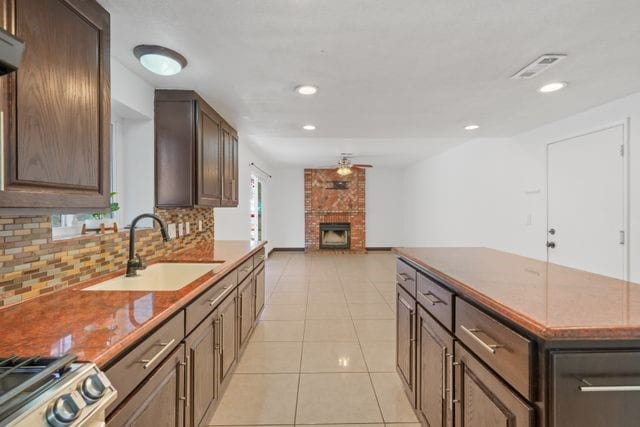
top-left (393, 247), bottom-right (640, 340)
top-left (0, 240), bottom-right (265, 367)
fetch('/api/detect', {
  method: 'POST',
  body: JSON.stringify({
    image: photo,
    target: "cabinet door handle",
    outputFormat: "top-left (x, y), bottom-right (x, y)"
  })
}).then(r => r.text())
top-left (398, 296), bottom-right (413, 311)
top-left (460, 325), bottom-right (503, 354)
top-left (179, 355), bottom-right (190, 407)
top-left (420, 291), bottom-right (444, 306)
top-left (214, 318), bottom-right (221, 351)
top-left (449, 355), bottom-right (460, 409)
top-left (441, 347), bottom-right (447, 399)
top-left (138, 339), bottom-right (175, 369)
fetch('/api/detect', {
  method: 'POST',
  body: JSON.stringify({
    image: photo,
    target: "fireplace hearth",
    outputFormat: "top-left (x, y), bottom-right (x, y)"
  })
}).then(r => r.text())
top-left (319, 223), bottom-right (351, 250)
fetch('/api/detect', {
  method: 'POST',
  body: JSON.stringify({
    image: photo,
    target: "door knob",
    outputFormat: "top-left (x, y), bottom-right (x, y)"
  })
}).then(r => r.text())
top-left (546, 241), bottom-right (556, 248)
top-left (548, 228), bottom-right (556, 235)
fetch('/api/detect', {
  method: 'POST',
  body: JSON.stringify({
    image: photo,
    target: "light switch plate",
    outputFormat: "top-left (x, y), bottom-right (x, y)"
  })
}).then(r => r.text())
top-left (178, 223), bottom-right (184, 237)
top-left (185, 222), bottom-right (190, 235)
top-left (168, 223), bottom-right (177, 239)
top-left (198, 220), bottom-right (203, 232)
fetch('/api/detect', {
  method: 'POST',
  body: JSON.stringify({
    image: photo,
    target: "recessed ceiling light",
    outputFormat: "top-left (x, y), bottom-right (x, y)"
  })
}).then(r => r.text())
top-left (133, 45), bottom-right (187, 76)
top-left (302, 124), bottom-right (316, 131)
top-left (538, 81), bottom-right (567, 93)
top-left (464, 124), bottom-right (480, 131)
top-left (295, 85), bottom-right (318, 95)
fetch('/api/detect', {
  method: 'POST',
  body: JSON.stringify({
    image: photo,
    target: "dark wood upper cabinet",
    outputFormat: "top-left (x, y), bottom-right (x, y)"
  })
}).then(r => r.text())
top-left (155, 90), bottom-right (238, 208)
top-left (0, 0), bottom-right (111, 209)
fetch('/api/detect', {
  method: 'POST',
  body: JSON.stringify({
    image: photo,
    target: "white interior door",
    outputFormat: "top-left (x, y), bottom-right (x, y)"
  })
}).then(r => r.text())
top-left (547, 124), bottom-right (626, 279)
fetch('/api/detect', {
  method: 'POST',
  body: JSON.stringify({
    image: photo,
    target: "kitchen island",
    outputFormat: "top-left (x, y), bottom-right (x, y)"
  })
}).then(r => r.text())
top-left (393, 247), bottom-right (640, 427)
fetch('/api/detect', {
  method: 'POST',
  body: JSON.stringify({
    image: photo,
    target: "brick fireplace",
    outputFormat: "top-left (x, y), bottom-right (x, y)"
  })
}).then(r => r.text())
top-left (304, 168), bottom-right (366, 252)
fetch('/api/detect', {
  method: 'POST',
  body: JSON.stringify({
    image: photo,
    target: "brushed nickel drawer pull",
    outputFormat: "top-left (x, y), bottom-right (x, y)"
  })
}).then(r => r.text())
top-left (420, 291), bottom-right (444, 305)
top-left (138, 339), bottom-right (176, 369)
top-left (241, 266), bottom-right (252, 273)
top-left (579, 379), bottom-right (640, 392)
top-left (398, 296), bottom-right (413, 311)
top-left (460, 325), bottom-right (503, 354)
top-left (397, 272), bottom-right (414, 282)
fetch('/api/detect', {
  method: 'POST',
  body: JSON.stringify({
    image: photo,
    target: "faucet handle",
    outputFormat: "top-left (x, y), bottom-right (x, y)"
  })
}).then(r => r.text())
top-left (135, 253), bottom-right (147, 270)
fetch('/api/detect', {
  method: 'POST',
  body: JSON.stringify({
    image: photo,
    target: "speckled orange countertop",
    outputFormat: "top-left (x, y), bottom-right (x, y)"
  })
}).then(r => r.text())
top-left (394, 247), bottom-right (640, 340)
top-left (0, 240), bottom-right (265, 367)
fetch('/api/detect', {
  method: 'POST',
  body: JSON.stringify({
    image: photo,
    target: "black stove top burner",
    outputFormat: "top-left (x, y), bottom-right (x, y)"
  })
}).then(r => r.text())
top-left (0, 354), bottom-right (77, 421)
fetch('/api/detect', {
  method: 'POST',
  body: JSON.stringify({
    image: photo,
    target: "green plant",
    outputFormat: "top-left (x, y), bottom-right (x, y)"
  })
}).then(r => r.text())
top-left (92, 192), bottom-right (120, 220)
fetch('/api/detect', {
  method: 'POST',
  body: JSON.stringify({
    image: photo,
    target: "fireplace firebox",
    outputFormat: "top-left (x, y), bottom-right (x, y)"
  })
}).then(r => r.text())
top-left (319, 223), bottom-right (351, 250)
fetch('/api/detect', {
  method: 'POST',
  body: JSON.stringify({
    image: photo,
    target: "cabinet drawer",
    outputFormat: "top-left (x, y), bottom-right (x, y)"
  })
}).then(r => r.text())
top-left (396, 259), bottom-right (417, 297)
top-left (253, 248), bottom-right (266, 268)
top-left (185, 272), bottom-right (236, 332)
top-left (455, 298), bottom-right (534, 400)
top-left (105, 311), bottom-right (185, 413)
top-left (237, 257), bottom-right (254, 283)
top-left (551, 350), bottom-right (640, 427)
top-left (417, 272), bottom-right (453, 331)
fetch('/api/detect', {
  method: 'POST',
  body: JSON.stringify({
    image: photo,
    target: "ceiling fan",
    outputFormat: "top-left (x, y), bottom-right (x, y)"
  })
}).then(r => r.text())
top-left (317, 153), bottom-right (373, 176)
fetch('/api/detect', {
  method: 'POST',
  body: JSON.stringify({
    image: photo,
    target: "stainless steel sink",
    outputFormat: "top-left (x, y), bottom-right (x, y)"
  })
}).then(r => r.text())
top-left (83, 262), bottom-right (224, 292)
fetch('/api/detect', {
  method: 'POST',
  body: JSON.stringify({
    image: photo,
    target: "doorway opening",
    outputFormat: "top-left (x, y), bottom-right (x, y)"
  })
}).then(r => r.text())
top-left (250, 173), bottom-right (264, 242)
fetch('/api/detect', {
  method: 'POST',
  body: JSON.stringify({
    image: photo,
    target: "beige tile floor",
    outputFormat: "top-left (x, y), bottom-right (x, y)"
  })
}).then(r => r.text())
top-left (209, 251), bottom-right (419, 427)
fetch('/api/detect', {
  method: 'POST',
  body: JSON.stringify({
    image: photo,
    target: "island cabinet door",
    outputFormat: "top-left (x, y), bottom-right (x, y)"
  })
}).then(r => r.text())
top-left (185, 312), bottom-right (218, 427)
top-left (107, 344), bottom-right (186, 427)
top-left (550, 350), bottom-right (640, 427)
top-left (254, 264), bottom-right (266, 319)
top-left (397, 283), bottom-right (417, 405)
top-left (238, 274), bottom-right (255, 350)
top-left (454, 343), bottom-right (533, 427)
top-left (417, 306), bottom-right (454, 427)
top-left (217, 290), bottom-right (238, 387)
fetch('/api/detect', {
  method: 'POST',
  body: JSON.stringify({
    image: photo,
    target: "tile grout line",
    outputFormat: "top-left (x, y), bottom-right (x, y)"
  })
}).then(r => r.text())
top-left (292, 254), bottom-right (311, 426)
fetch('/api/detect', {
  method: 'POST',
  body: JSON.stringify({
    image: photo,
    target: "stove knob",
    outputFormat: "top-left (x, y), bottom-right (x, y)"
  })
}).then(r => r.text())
top-left (46, 391), bottom-right (86, 427)
top-left (80, 373), bottom-right (107, 402)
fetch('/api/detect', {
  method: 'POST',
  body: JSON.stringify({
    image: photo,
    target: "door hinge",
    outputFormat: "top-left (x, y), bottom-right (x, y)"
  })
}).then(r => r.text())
top-left (620, 144), bottom-right (625, 156)
top-left (620, 230), bottom-right (625, 245)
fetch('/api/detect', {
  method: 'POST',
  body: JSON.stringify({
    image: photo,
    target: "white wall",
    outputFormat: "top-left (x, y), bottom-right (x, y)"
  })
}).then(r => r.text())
top-left (366, 168), bottom-right (404, 247)
top-left (214, 143), bottom-right (274, 251)
top-left (401, 91), bottom-right (640, 282)
top-left (111, 58), bottom-right (156, 227)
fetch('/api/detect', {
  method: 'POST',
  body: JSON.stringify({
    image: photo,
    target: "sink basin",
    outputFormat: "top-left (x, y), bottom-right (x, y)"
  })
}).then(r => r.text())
top-left (83, 262), bottom-right (224, 292)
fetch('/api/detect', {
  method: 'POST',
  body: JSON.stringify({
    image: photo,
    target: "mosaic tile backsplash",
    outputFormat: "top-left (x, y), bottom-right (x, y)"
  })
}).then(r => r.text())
top-left (0, 208), bottom-right (214, 308)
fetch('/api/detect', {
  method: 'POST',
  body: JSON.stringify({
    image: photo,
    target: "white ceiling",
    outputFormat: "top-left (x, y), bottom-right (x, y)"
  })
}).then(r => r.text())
top-left (100, 0), bottom-right (640, 166)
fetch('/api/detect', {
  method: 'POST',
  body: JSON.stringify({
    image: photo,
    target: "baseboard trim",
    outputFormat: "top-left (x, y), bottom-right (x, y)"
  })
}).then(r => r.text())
top-left (366, 247), bottom-right (393, 251)
top-left (270, 247), bottom-right (305, 254)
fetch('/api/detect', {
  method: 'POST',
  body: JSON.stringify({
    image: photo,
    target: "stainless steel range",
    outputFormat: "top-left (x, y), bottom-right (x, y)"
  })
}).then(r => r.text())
top-left (0, 354), bottom-right (116, 427)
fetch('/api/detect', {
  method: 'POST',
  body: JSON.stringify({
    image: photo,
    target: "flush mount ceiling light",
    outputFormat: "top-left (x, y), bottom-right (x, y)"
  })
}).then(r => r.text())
top-left (133, 45), bottom-right (187, 76)
top-left (337, 166), bottom-right (352, 176)
top-left (302, 124), bottom-right (316, 131)
top-left (464, 124), bottom-right (480, 131)
top-left (295, 85), bottom-right (318, 95)
top-left (538, 81), bottom-right (567, 93)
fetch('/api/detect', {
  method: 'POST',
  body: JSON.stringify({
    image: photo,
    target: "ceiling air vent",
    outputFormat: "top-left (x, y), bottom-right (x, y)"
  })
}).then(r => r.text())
top-left (510, 54), bottom-right (567, 80)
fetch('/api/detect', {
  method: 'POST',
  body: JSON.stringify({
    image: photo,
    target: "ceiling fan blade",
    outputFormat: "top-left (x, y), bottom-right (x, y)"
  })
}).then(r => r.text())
top-left (353, 164), bottom-right (373, 168)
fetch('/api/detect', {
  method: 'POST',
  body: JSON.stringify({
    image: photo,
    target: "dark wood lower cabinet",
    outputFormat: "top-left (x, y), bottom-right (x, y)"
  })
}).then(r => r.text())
top-left (238, 275), bottom-right (255, 349)
top-left (254, 264), bottom-right (265, 318)
top-left (417, 306), bottom-right (454, 427)
top-left (454, 343), bottom-right (533, 427)
top-left (550, 350), bottom-right (640, 427)
top-left (397, 283), bottom-right (416, 405)
top-left (185, 312), bottom-right (218, 427)
top-left (218, 291), bottom-right (237, 387)
top-left (107, 344), bottom-right (186, 427)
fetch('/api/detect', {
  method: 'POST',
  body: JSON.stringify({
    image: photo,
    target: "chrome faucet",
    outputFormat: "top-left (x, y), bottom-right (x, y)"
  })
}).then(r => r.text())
top-left (126, 213), bottom-right (170, 277)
